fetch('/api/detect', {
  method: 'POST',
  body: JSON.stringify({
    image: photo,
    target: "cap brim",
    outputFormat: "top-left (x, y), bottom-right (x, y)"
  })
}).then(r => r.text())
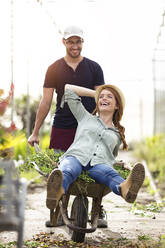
top-left (64, 33), bottom-right (83, 39)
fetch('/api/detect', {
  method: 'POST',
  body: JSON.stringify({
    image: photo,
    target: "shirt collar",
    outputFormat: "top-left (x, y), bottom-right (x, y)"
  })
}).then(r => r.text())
top-left (96, 116), bottom-right (119, 133)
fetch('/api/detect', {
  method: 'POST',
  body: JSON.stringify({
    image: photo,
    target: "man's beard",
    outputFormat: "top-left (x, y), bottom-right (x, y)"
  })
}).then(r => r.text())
top-left (67, 48), bottom-right (81, 58)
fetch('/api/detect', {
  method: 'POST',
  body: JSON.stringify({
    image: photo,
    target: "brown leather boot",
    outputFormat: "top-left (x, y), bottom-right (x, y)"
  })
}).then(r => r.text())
top-left (120, 163), bottom-right (145, 203)
top-left (46, 169), bottom-right (65, 209)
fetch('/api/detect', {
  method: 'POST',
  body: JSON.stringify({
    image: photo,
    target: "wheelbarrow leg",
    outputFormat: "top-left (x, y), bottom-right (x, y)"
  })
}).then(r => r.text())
top-left (91, 197), bottom-right (102, 227)
top-left (61, 193), bottom-right (70, 217)
top-left (49, 193), bottom-right (70, 227)
top-left (50, 204), bottom-right (60, 227)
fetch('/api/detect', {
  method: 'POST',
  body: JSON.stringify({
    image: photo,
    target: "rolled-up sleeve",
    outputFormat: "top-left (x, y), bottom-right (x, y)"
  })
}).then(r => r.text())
top-left (60, 89), bottom-right (89, 122)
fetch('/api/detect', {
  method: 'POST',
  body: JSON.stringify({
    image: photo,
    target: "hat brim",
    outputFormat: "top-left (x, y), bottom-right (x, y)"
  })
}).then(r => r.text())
top-left (109, 85), bottom-right (125, 109)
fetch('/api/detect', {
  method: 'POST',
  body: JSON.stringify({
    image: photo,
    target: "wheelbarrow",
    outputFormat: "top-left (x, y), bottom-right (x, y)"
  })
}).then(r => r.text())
top-left (33, 143), bottom-right (111, 243)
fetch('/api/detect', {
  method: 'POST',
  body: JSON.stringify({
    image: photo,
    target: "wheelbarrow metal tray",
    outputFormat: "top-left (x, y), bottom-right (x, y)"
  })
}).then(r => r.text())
top-left (68, 179), bottom-right (111, 198)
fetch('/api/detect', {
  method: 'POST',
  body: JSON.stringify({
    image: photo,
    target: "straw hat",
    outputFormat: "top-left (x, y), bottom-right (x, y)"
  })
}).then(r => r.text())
top-left (95, 84), bottom-right (125, 110)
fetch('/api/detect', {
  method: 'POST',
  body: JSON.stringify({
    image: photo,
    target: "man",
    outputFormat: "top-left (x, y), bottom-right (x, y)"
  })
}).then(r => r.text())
top-left (28, 25), bottom-right (107, 228)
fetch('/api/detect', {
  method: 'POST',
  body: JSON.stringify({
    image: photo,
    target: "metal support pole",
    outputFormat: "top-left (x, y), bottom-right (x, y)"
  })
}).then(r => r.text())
top-left (152, 50), bottom-right (156, 135)
top-left (10, 0), bottom-right (14, 123)
top-left (26, 59), bottom-right (30, 154)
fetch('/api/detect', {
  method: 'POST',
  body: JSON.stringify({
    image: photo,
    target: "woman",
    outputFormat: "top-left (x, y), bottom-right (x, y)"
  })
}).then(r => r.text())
top-left (46, 84), bottom-right (145, 210)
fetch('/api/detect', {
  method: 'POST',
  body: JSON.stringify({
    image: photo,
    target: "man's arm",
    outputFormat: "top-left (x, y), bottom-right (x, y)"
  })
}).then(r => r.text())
top-left (65, 84), bottom-right (95, 97)
top-left (28, 87), bottom-right (54, 146)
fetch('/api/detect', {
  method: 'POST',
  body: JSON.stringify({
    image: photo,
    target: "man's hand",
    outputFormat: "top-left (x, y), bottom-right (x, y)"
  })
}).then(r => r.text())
top-left (28, 134), bottom-right (39, 147)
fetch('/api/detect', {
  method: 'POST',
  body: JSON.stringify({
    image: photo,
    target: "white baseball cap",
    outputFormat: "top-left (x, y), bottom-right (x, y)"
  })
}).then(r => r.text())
top-left (63, 25), bottom-right (84, 39)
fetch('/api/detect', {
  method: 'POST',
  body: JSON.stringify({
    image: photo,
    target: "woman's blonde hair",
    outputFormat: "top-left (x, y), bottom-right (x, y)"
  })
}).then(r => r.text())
top-left (93, 85), bottom-right (128, 150)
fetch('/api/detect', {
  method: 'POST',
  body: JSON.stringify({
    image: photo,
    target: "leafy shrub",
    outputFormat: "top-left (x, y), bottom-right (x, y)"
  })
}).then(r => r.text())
top-left (40, 133), bottom-right (50, 150)
top-left (21, 148), bottom-right (62, 174)
top-left (0, 131), bottom-right (27, 160)
top-left (133, 134), bottom-right (165, 182)
top-left (20, 148), bottom-right (130, 182)
top-left (113, 164), bottom-right (130, 179)
top-left (13, 132), bottom-right (30, 160)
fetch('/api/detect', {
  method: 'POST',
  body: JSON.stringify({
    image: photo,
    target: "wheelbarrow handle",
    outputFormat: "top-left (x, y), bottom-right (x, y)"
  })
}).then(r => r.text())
top-left (34, 142), bottom-right (40, 153)
top-left (32, 143), bottom-right (48, 178)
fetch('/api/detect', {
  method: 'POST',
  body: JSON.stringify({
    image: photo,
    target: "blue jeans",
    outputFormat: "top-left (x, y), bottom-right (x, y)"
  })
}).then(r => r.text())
top-left (58, 156), bottom-right (124, 196)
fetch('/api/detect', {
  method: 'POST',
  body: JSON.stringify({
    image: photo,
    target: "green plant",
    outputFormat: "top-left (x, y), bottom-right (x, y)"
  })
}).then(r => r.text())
top-left (20, 169), bottom-right (44, 183)
top-left (133, 134), bottom-right (165, 182)
top-left (113, 164), bottom-right (130, 179)
top-left (0, 241), bottom-right (17, 248)
top-left (13, 132), bottom-right (29, 160)
top-left (160, 234), bottom-right (165, 247)
top-left (15, 95), bottom-right (40, 134)
top-left (130, 201), bottom-right (165, 218)
top-left (21, 148), bottom-right (62, 174)
top-left (143, 177), bottom-right (150, 187)
top-left (20, 148), bottom-right (131, 185)
top-left (24, 241), bottom-right (40, 248)
top-left (40, 133), bottom-right (50, 150)
top-left (138, 234), bottom-right (151, 241)
top-left (147, 185), bottom-right (156, 196)
top-left (78, 171), bottom-right (95, 183)
top-left (0, 130), bottom-right (32, 161)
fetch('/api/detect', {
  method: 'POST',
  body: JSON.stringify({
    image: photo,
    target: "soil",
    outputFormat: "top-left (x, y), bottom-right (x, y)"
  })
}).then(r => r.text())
top-left (0, 151), bottom-right (165, 247)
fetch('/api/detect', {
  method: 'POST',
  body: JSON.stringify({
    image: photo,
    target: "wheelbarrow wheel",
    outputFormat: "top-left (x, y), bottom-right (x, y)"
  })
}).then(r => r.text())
top-left (70, 195), bottom-right (88, 243)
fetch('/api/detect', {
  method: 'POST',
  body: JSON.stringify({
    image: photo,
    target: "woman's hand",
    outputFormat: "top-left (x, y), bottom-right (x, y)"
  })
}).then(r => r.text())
top-left (123, 163), bottom-right (132, 171)
top-left (114, 160), bottom-right (132, 171)
top-left (65, 84), bottom-right (95, 97)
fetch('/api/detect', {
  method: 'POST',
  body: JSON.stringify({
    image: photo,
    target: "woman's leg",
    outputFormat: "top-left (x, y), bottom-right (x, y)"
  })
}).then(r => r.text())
top-left (58, 156), bottom-right (82, 193)
top-left (88, 163), bottom-right (145, 203)
top-left (46, 156), bottom-right (82, 210)
top-left (88, 163), bottom-right (124, 195)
